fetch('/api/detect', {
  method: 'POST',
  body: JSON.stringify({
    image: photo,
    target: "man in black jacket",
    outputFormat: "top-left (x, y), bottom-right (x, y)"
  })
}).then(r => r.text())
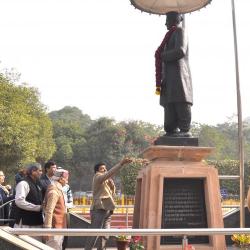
top-left (14, 163), bottom-right (43, 241)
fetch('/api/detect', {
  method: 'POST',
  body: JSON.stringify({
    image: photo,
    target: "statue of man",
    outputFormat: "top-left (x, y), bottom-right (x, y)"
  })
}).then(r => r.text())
top-left (155, 11), bottom-right (193, 137)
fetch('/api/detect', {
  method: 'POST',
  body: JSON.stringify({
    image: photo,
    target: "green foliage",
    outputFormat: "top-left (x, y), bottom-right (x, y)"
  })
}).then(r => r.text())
top-left (72, 117), bottom-right (127, 190)
top-left (0, 71), bottom-right (55, 175)
top-left (49, 106), bottom-right (92, 189)
top-left (49, 109), bottom-right (162, 190)
top-left (74, 119), bottom-right (160, 191)
top-left (120, 121), bottom-right (162, 156)
top-left (198, 125), bottom-right (232, 159)
top-left (84, 117), bottom-right (126, 166)
top-left (49, 107), bottom-right (92, 164)
top-left (191, 118), bottom-right (250, 161)
top-left (50, 106), bottom-right (91, 137)
top-left (208, 159), bottom-right (250, 195)
top-left (120, 158), bottom-right (149, 195)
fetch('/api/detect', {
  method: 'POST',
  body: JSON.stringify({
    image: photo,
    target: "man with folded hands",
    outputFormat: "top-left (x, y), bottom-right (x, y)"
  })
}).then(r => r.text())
top-left (43, 168), bottom-right (69, 250)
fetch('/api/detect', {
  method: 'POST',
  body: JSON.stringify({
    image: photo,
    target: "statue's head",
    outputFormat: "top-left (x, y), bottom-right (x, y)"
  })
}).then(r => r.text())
top-left (165, 11), bottom-right (183, 29)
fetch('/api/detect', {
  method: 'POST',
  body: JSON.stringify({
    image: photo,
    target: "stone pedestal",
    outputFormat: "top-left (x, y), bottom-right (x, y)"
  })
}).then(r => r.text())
top-left (133, 146), bottom-right (226, 250)
top-left (154, 135), bottom-right (199, 146)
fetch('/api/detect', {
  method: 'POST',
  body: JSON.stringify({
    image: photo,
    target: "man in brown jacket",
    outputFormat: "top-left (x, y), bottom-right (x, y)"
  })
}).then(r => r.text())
top-left (85, 157), bottom-right (132, 250)
top-left (44, 168), bottom-right (69, 250)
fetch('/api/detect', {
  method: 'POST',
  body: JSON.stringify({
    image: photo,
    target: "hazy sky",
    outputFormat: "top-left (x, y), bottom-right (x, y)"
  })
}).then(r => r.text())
top-left (0, 0), bottom-right (249, 126)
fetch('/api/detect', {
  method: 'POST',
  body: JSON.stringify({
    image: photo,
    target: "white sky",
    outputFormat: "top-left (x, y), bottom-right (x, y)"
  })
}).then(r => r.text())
top-left (0, 0), bottom-right (249, 126)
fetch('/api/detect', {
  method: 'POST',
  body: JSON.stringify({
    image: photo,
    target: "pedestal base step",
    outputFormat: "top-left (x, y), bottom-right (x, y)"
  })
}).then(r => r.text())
top-left (154, 136), bottom-right (199, 146)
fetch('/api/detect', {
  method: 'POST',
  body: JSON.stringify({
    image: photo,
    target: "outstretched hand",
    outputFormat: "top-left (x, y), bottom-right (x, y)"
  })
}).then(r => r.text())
top-left (120, 157), bottom-right (133, 166)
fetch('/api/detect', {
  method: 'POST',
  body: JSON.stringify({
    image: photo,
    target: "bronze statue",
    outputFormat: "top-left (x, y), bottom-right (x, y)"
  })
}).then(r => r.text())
top-left (155, 12), bottom-right (193, 137)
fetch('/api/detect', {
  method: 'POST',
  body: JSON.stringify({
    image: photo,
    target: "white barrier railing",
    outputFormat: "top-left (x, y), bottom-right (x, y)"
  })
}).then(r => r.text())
top-left (219, 175), bottom-right (240, 180)
top-left (5, 227), bottom-right (249, 250)
top-left (73, 204), bottom-right (239, 210)
top-left (73, 205), bottom-right (134, 210)
top-left (6, 227), bottom-right (250, 236)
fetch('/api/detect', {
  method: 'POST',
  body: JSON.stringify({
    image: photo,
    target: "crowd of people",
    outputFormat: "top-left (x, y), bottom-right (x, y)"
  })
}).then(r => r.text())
top-left (0, 157), bottom-right (132, 250)
top-left (0, 161), bottom-right (72, 250)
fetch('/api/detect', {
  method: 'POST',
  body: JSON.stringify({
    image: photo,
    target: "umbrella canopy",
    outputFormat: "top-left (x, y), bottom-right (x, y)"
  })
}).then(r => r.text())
top-left (130, 0), bottom-right (212, 14)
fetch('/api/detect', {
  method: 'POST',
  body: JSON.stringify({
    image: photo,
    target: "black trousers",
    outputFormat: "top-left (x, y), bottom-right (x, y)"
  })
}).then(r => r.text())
top-left (164, 102), bottom-right (191, 134)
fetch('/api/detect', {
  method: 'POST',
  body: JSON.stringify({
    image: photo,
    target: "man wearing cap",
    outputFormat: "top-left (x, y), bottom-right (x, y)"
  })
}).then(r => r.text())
top-left (43, 168), bottom-right (69, 250)
top-left (157, 11), bottom-right (193, 137)
top-left (85, 157), bottom-right (132, 250)
top-left (14, 163), bottom-right (43, 240)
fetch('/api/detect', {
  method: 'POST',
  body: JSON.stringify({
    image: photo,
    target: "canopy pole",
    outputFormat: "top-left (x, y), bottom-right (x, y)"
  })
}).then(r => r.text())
top-left (231, 0), bottom-right (245, 228)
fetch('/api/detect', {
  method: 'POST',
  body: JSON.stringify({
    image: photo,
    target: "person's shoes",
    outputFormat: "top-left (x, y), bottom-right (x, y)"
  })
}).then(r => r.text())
top-left (165, 131), bottom-right (192, 137)
top-left (164, 130), bottom-right (179, 137)
top-left (164, 130), bottom-right (192, 138)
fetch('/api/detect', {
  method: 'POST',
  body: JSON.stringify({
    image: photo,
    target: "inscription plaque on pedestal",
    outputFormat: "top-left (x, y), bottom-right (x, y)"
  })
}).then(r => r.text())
top-left (161, 178), bottom-right (209, 245)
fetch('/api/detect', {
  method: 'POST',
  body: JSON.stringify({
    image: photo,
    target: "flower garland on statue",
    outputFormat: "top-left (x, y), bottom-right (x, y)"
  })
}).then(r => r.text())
top-left (154, 26), bottom-right (176, 95)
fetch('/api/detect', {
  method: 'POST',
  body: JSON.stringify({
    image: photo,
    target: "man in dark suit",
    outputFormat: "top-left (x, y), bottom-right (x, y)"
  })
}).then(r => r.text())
top-left (159, 12), bottom-right (193, 137)
top-left (40, 160), bottom-right (57, 198)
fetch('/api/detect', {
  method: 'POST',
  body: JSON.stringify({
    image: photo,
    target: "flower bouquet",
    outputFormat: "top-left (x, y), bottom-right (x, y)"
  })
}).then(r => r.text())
top-left (231, 234), bottom-right (250, 249)
top-left (116, 235), bottom-right (130, 250)
top-left (129, 236), bottom-right (144, 250)
top-left (115, 235), bottom-right (144, 250)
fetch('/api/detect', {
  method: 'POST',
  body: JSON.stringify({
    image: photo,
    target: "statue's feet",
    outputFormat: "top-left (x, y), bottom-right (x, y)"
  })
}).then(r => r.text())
top-left (164, 131), bottom-right (192, 137)
top-left (175, 131), bottom-right (192, 137)
top-left (164, 132), bottom-right (177, 137)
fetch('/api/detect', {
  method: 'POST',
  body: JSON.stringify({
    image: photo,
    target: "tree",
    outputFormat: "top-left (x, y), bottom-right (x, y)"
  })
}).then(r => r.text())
top-left (49, 106), bottom-right (92, 165)
top-left (208, 160), bottom-right (250, 196)
top-left (49, 106), bottom-right (92, 133)
top-left (49, 109), bottom-right (164, 191)
top-left (120, 121), bottom-right (163, 156)
top-left (49, 106), bottom-right (92, 189)
top-left (71, 117), bottom-right (127, 190)
top-left (0, 72), bottom-right (55, 176)
top-left (198, 124), bottom-right (232, 159)
top-left (192, 116), bottom-right (250, 161)
top-left (120, 158), bottom-right (149, 195)
top-left (84, 118), bottom-right (126, 165)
